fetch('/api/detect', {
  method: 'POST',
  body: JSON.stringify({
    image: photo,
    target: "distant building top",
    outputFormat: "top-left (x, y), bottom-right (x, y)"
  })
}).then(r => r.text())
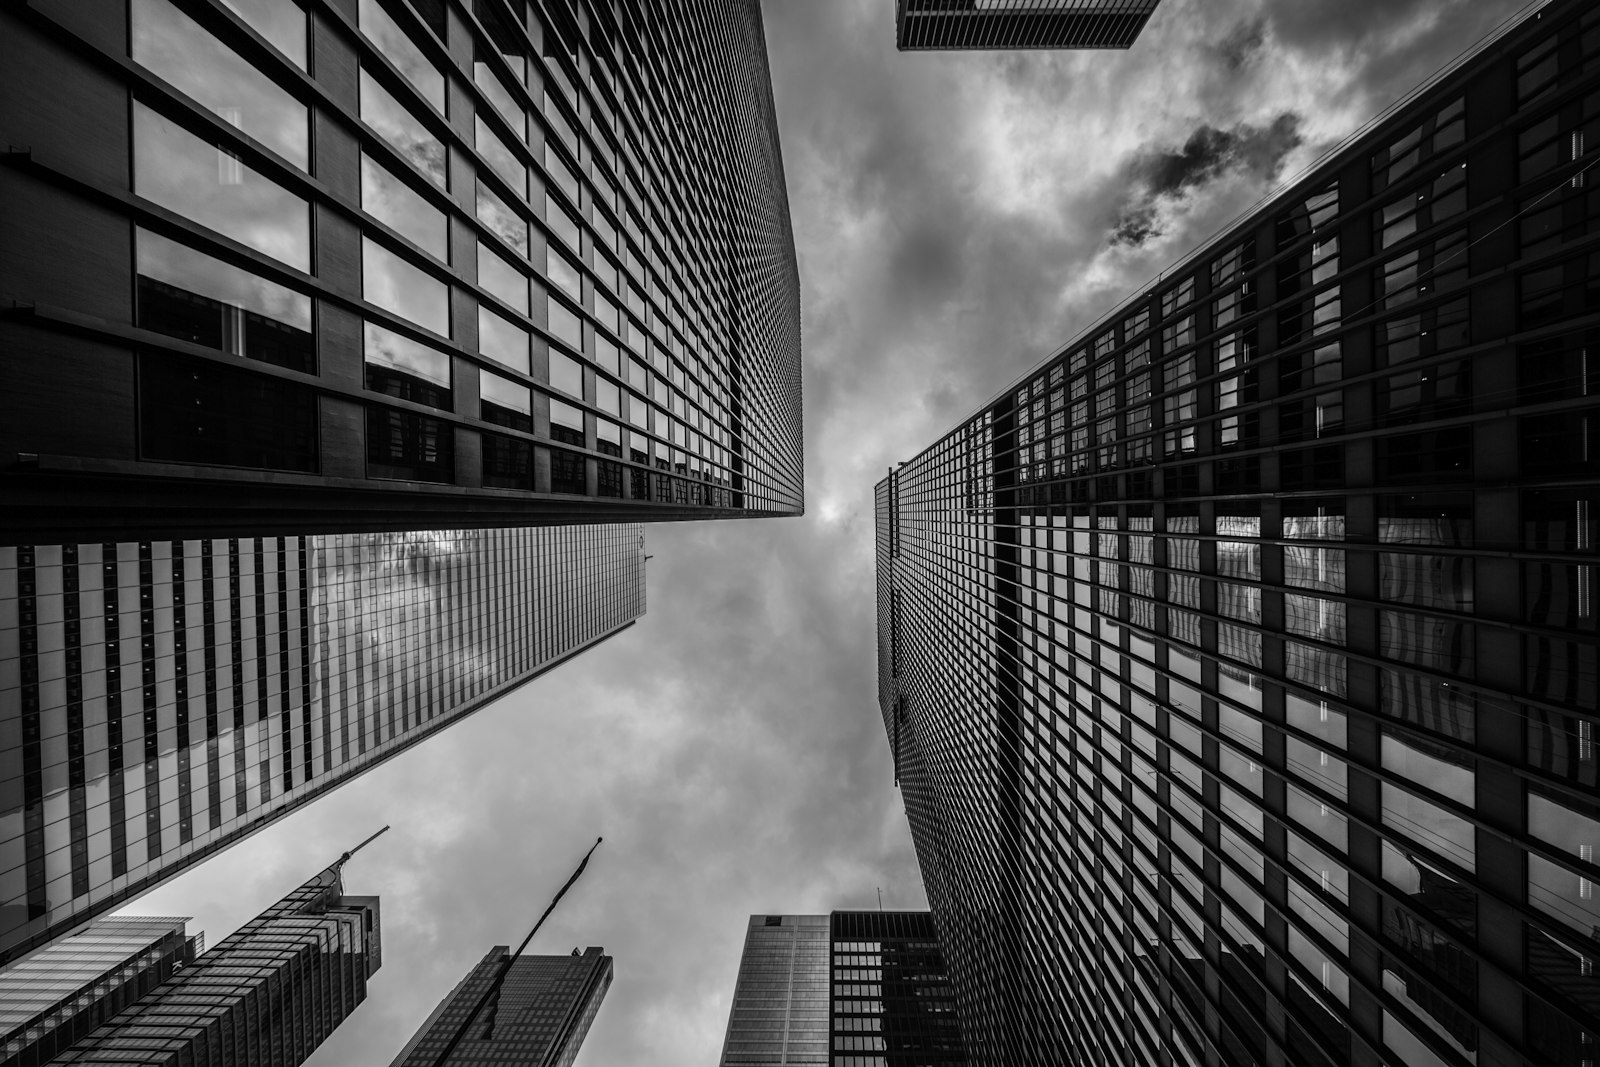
top-left (896, 0), bottom-right (1163, 51)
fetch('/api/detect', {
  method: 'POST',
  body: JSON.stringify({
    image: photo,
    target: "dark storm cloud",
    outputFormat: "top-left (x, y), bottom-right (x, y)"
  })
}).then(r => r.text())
top-left (1216, 17), bottom-right (1266, 70)
top-left (1111, 112), bottom-right (1302, 247)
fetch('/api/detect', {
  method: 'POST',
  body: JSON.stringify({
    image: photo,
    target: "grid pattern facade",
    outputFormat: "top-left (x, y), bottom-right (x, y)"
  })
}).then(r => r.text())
top-left (48, 856), bottom-right (380, 1066)
top-left (895, 0), bottom-right (1162, 52)
top-left (0, 0), bottom-right (801, 543)
top-left (719, 915), bottom-right (832, 1066)
top-left (830, 911), bottom-right (964, 1067)
top-left (0, 525), bottom-right (643, 966)
top-left (878, 2), bottom-right (1600, 1065)
top-left (389, 946), bottom-right (611, 1067)
top-left (1, 915), bottom-right (200, 1067)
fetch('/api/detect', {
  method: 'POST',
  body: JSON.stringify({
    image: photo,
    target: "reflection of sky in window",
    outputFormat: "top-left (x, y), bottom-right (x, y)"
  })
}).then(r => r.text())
top-left (547, 245), bottom-right (581, 298)
top-left (357, 0), bottom-right (442, 110)
top-left (550, 398), bottom-right (584, 433)
top-left (474, 62), bottom-right (524, 138)
top-left (361, 154), bottom-right (445, 259)
top-left (132, 0), bottom-right (308, 170)
top-left (363, 321), bottom-right (449, 387)
top-left (133, 104), bottom-right (310, 272)
top-left (137, 228), bottom-right (310, 330)
top-left (478, 306), bottom-right (530, 375)
top-left (359, 71), bottom-right (446, 188)
top-left (220, 0), bottom-right (306, 67)
top-left (362, 237), bottom-right (448, 335)
top-left (595, 380), bottom-right (620, 416)
top-left (597, 419), bottom-right (621, 446)
top-left (478, 242), bottom-right (528, 315)
top-left (548, 297), bottom-right (582, 350)
top-left (475, 116), bottom-right (526, 198)
top-left (1381, 783), bottom-right (1475, 872)
top-left (477, 182), bottom-right (528, 258)
top-left (479, 371), bottom-right (530, 415)
top-left (550, 350), bottom-right (583, 398)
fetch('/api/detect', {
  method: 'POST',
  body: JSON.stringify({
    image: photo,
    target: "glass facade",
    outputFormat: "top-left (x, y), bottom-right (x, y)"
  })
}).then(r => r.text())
top-left (1, 915), bottom-right (200, 1067)
top-left (1, 0), bottom-right (801, 539)
top-left (895, 0), bottom-right (1163, 51)
top-left (877, 3), bottom-right (1600, 1065)
top-left (0, 526), bottom-right (644, 965)
top-left (718, 912), bottom-right (966, 1067)
top-left (387, 946), bottom-right (611, 1067)
top-left (48, 852), bottom-right (380, 1066)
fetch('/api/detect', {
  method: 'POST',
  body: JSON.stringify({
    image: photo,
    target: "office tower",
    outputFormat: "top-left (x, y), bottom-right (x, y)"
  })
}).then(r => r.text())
top-left (0, 526), bottom-right (643, 966)
top-left (1, 915), bottom-right (201, 1067)
top-left (45, 840), bottom-right (380, 1065)
top-left (0, 0), bottom-right (801, 543)
top-left (718, 912), bottom-right (965, 1067)
top-left (389, 946), bottom-right (611, 1067)
top-left (877, 1), bottom-right (1600, 1064)
top-left (895, 0), bottom-right (1162, 51)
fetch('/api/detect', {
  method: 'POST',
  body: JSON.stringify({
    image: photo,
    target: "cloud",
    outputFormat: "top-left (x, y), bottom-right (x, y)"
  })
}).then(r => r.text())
top-left (1111, 112), bottom-right (1303, 247)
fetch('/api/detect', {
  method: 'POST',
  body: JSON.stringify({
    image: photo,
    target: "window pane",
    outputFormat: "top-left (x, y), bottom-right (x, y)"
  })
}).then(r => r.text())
top-left (475, 115), bottom-right (526, 199)
top-left (133, 103), bottom-right (310, 271)
top-left (220, 0), bottom-right (306, 68)
top-left (1380, 734), bottom-right (1474, 806)
top-left (477, 242), bottom-right (528, 315)
top-left (549, 397), bottom-right (584, 446)
top-left (547, 245), bottom-right (581, 298)
top-left (136, 227), bottom-right (312, 373)
top-left (548, 295), bottom-right (582, 350)
top-left (357, 0), bottom-right (443, 110)
top-left (477, 305), bottom-right (529, 375)
top-left (361, 153), bottom-right (446, 259)
top-left (477, 180), bottom-right (528, 258)
top-left (480, 370), bottom-right (531, 433)
top-left (366, 404), bottom-right (453, 482)
top-left (140, 353), bottom-right (317, 471)
top-left (1381, 784), bottom-right (1475, 872)
top-left (549, 349), bottom-right (583, 398)
top-left (131, 0), bottom-right (308, 170)
top-left (359, 70), bottom-right (445, 188)
top-left (546, 194), bottom-right (580, 251)
top-left (362, 237), bottom-right (448, 335)
top-left (363, 320), bottom-right (449, 409)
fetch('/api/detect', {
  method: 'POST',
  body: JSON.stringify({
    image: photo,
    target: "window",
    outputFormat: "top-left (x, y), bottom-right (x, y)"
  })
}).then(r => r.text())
top-left (364, 320), bottom-right (450, 409)
top-left (547, 245), bottom-right (582, 298)
top-left (547, 195), bottom-right (581, 251)
top-left (548, 295), bottom-right (583, 351)
top-left (1377, 164), bottom-right (1468, 249)
top-left (549, 398), bottom-right (585, 446)
top-left (135, 228), bottom-right (313, 373)
top-left (367, 404), bottom-right (453, 482)
top-left (477, 241), bottom-right (528, 314)
top-left (1371, 97), bottom-right (1464, 192)
top-left (1381, 783), bottom-right (1474, 872)
top-left (481, 431), bottom-right (531, 490)
top-left (475, 116), bottom-right (526, 198)
top-left (477, 180), bottom-right (528, 258)
top-left (140, 353), bottom-right (316, 471)
top-left (478, 305), bottom-right (530, 375)
top-left (360, 69), bottom-right (445, 188)
top-left (362, 237), bottom-right (448, 335)
top-left (358, 0), bottom-right (443, 111)
top-left (361, 153), bottom-right (446, 258)
top-left (219, 0), bottom-right (307, 68)
top-left (549, 349), bottom-right (583, 398)
top-left (133, 103), bottom-right (311, 272)
top-left (480, 371), bottom-right (531, 433)
top-left (131, 0), bottom-right (308, 170)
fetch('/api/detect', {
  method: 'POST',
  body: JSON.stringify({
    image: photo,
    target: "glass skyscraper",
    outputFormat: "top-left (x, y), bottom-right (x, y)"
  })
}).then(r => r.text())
top-left (388, 945), bottom-right (611, 1067)
top-left (877, 1), bottom-right (1600, 1064)
top-left (45, 843), bottom-right (381, 1066)
top-left (0, 526), bottom-right (643, 966)
top-left (1, 915), bottom-right (201, 1067)
top-left (718, 912), bottom-right (965, 1067)
top-left (895, 0), bottom-right (1163, 51)
top-left (0, 0), bottom-right (800, 542)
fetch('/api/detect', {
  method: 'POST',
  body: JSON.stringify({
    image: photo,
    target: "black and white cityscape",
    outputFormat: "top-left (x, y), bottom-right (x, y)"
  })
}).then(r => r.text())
top-left (3, 1), bottom-right (1597, 1065)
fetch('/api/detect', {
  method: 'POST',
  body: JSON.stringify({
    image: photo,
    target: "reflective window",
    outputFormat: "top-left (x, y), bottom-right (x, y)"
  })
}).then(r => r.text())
top-left (367, 404), bottom-right (453, 482)
top-left (478, 180), bottom-right (528, 258)
top-left (550, 446), bottom-right (585, 493)
top-left (595, 336), bottom-right (621, 378)
top-left (361, 153), bottom-right (446, 259)
top-left (477, 241), bottom-right (528, 315)
top-left (358, 0), bottom-right (443, 111)
top-left (480, 370), bottom-right (531, 434)
top-left (473, 53), bottom-right (524, 137)
top-left (549, 296), bottom-right (583, 351)
top-left (549, 349), bottom-right (583, 398)
top-left (595, 379), bottom-right (620, 417)
top-left (363, 321), bottom-right (450, 409)
top-left (547, 194), bottom-right (581, 251)
top-left (1380, 733), bottom-right (1474, 806)
top-left (362, 237), bottom-right (448, 335)
top-left (131, 0), bottom-right (308, 170)
top-left (140, 353), bottom-right (317, 471)
top-left (136, 227), bottom-right (313, 373)
top-left (547, 245), bottom-right (582, 299)
top-left (475, 116), bottom-right (527, 198)
top-left (481, 431), bottom-right (531, 490)
top-left (549, 398), bottom-right (585, 446)
top-left (1382, 784), bottom-right (1475, 872)
top-left (477, 305), bottom-right (529, 376)
top-left (133, 103), bottom-right (311, 272)
top-left (220, 0), bottom-right (307, 67)
top-left (359, 70), bottom-right (446, 189)
top-left (596, 418), bottom-right (622, 457)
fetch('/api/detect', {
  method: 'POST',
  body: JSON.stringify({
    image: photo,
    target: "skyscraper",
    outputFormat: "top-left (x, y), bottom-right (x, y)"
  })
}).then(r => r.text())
top-left (45, 838), bottom-right (382, 1066)
top-left (1, 915), bottom-right (201, 1067)
top-left (0, 525), bottom-right (643, 965)
top-left (388, 946), bottom-right (612, 1067)
top-left (877, 1), bottom-right (1600, 1064)
top-left (718, 912), bottom-right (965, 1067)
top-left (895, 0), bottom-right (1163, 51)
top-left (0, 0), bottom-right (801, 543)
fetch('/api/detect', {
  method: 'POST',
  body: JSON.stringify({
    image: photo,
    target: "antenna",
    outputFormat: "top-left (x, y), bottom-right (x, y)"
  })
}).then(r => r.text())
top-left (877, 887), bottom-right (883, 912)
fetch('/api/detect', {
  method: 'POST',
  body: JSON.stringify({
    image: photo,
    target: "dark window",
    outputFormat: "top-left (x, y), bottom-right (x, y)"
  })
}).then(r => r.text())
top-left (1376, 428), bottom-right (1472, 482)
top-left (1280, 446), bottom-right (1342, 491)
top-left (1527, 706), bottom-right (1599, 787)
top-left (550, 448), bottom-right (586, 494)
top-left (140, 353), bottom-right (317, 471)
top-left (1520, 252), bottom-right (1600, 329)
top-left (1526, 924), bottom-right (1600, 1060)
top-left (366, 404), bottom-right (453, 482)
top-left (1521, 410), bottom-right (1600, 476)
top-left (630, 466), bottom-right (651, 501)
top-left (597, 459), bottom-right (622, 498)
top-left (481, 432), bottom-right (531, 490)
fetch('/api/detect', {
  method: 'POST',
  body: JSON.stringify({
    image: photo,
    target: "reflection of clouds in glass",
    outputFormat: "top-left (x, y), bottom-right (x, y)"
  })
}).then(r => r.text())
top-left (550, 350), bottom-right (584, 398)
top-left (550, 398), bottom-right (584, 433)
top-left (357, 0), bottom-right (443, 109)
top-left (477, 242), bottom-right (529, 315)
top-left (478, 306), bottom-right (530, 375)
top-left (133, 104), bottom-right (311, 272)
top-left (359, 71), bottom-right (446, 189)
top-left (220, 0), bottom-right (307, 68)
top-left (474, 63), bottom-right (524, 137)
top-left (480, 370), bottom-right (531, 415)
top-left (360, 154), bottom-right (446, 258)
top-left (475, 116), bottom-right (526, 198)
top-left (132, 0), bottom-right (308, 170)
top-left (361, 237), bottom-right (448, 335)
top-left (363, 321), bottom-right (450, 387)
top-left (137, 227), bottom-right (310, 330)
top-left (1381, 784), bottom-right (1475, 872)
top-left (476, 182), bottom-right (528, 258)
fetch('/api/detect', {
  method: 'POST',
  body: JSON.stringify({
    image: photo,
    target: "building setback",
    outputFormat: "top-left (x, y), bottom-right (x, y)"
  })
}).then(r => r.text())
top-left (0, 525), bottom-right (643, 966)
top-left (47, 843), bottom-right (380, 1066)
top-left (0, 915), bottom-right (201, 1067)
top-left (877, 1), bottom-right (1600, 1065)
top-left (0, 0), bottom-right (801, 543)
top-left (895, 0), bottom-right (1163, 51)
top-left (388, 946), bottom-right (611, 1067)
top-left (718, 912), bottom-right (965, 1067)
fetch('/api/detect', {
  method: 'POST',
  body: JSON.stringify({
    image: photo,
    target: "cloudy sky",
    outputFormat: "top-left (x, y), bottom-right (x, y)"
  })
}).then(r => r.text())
top-left (130, 0), bottom-right (1537, 1062)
